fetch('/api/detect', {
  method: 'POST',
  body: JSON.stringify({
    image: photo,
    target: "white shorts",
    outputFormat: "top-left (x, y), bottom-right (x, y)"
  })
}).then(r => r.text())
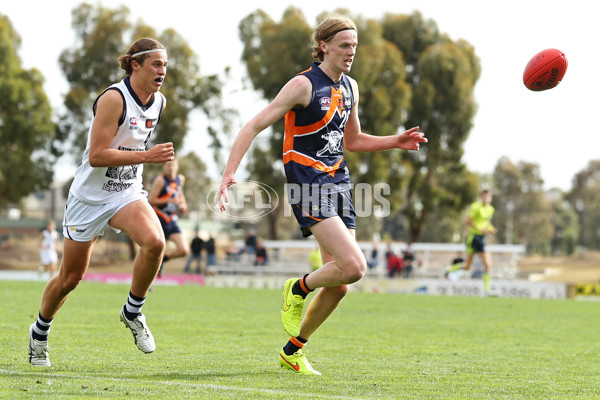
top-left (40, 249), bottom-right (58, 265)
top-left (62, 190), bottom-right (148, 242)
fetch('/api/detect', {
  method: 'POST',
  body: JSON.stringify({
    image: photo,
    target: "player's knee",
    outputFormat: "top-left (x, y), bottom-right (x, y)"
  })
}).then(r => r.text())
top-left (143, 235), bottom-right (166, 259)
top-left (342, 256), bottom-right (367, 284)
top-left (61, 273), bottom-right (83, 293)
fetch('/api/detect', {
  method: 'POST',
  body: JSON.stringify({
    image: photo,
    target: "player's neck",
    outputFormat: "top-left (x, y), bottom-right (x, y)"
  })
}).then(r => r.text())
top-left (129, 75), bottom-right (154, 105)
top-left (318, 63), bottom-right (343, 84)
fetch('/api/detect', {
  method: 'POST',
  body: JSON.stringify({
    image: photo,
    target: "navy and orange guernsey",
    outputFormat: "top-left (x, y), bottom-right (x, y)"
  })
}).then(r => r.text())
top-left (283, 62), bottom-right (353, 192)
top-left (153, 174), bottom-right (181, 224)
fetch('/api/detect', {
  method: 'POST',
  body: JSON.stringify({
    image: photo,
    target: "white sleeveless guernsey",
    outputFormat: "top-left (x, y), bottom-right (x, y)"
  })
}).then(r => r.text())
top-left (70, 77), bottom-right (164, 205)
top-left (41, 229), bottom-right (58, 253)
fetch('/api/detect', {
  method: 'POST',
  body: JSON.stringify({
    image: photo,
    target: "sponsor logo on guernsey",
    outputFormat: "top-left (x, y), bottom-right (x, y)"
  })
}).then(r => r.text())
top-left (319, 97), bottom-right (331, 111)
top-left (340, 95), bottom-right (351, 110)
top-left (339, 86), bottom-right (351, 110)
top-left (102, 181), bottom-right (134, 192)
top-left (129, 117), bottom-right (138, 130)
top-left (145, 118), bottom-right (157, 129)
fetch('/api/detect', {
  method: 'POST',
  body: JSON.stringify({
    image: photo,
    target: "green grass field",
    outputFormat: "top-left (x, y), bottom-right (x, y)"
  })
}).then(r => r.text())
top-left (1, 280), bottom-right (599, 399)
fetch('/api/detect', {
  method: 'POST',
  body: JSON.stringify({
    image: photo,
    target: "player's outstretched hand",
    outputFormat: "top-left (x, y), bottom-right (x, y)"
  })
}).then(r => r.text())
top-left (147, 142), bottom-right (175, 163)
top-left (218, 175), bottom-right (237, 212)
top-left (397, 127), bottom-right (427, 151)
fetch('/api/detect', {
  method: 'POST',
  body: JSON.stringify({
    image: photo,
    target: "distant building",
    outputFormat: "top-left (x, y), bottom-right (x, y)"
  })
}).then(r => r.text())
top-left (22, 181), bottom-right (68, 220)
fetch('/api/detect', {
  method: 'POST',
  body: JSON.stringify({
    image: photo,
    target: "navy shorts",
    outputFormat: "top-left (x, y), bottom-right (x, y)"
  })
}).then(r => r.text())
top-left (288, 186), bottom-right (356, 238)
top-left (466, 233), bottom-right (485, 254)
top-left (159, 217), bottom-right (181, 239)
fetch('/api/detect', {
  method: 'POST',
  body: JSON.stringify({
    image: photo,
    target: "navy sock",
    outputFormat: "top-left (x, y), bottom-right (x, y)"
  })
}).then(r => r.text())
top-left (283, 336), bottom-right (307, 356)
top-left (32, 312), bottom-right (53, 341)
top-left (123, 291), bottom-right (145, 320)
top-left (291, 274), bottom-right (312, 299)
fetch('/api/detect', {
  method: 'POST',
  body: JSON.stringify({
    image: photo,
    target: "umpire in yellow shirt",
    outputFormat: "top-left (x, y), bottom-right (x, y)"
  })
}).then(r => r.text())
top-left (463, 189), bottom-right (497, 293)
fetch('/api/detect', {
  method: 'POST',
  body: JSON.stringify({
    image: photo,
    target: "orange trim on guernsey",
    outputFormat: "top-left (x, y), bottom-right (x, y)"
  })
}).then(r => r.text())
top-left (153, 181), bottom-right (179, 223)
top-left (153, 206), bottom-right (173, 223)
top-left (283, 85), bottom-right (345, 177)
top-left (295, 205), bottom-right (323, 223)
top-left (283, 152), bottom-right (344, 178)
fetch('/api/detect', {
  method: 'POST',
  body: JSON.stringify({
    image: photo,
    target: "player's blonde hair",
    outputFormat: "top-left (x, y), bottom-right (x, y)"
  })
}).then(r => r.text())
top-left (118, 38), bottom-right (166, 76)
top-left (311, 15), bottom-right (357, 61)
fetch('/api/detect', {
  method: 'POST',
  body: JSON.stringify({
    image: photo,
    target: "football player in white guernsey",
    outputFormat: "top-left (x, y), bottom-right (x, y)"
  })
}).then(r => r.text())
top-left (28, 38), bottom-right (173, 367)
top-left (39, 220), bottom-right (61, 279)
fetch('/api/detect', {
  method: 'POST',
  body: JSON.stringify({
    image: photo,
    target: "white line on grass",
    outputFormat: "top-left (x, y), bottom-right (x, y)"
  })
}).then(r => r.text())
top-left (0, 369), bottom-right (371, 400)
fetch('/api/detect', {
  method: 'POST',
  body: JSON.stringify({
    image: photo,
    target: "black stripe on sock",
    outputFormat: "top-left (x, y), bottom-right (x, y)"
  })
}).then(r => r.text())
top-left (129, 291), bottom-right (146, 303)
top-left (38, 312), bottom-right (53, 324)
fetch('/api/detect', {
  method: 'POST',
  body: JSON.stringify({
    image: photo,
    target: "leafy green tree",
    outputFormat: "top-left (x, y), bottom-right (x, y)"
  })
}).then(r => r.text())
top-left (0, 14), bottom-right (56, 209)
top-left (567, 160), bottom-right (600, 250)
top-left (177, 152), bottom-right (212, 215)
top-left (238, 8), bottom-right (479, 240)
top-left (547, 190), bottom-right (579, 255)
top-left (418, 167), bottom-right (480, 243)
top-left (57, 3), bottom-right (232, 164)
top-left (381, 12), bottom-right (481, 242)
top-left (493, 156), bottom-right (553, 254)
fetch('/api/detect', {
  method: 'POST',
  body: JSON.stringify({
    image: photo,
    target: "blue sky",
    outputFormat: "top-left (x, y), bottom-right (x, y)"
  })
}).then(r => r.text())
top-left (3, 0), bottom-right (596, 190)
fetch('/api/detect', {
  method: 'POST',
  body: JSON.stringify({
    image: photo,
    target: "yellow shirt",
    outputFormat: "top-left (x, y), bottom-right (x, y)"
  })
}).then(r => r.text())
top-left (468, 201), bottom-right (495, 235)
top-left (309, 249), bottom-right (321, 271)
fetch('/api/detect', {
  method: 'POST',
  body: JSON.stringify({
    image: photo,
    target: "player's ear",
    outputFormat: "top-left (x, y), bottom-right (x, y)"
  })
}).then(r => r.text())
top-left (320, 41), bottom-right (328, 55)
top-left (131, 59), bottom-right (141, 72)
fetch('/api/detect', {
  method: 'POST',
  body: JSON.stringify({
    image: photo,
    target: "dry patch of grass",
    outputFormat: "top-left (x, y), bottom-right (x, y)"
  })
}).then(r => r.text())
top-left (519, 252), bottom-right (600, 283)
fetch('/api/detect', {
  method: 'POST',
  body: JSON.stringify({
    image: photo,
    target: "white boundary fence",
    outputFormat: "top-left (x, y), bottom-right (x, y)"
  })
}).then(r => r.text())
top-left (221, 240), bottom-right (525, 280)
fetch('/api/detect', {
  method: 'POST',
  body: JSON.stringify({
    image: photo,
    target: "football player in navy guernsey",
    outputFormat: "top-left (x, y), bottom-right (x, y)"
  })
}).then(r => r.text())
top-left (219, 15), bottom-right (427, 374)
top-left (28, 38), bottom-right (173, 366)
top-left (149, 158), bottom-right (190, 277)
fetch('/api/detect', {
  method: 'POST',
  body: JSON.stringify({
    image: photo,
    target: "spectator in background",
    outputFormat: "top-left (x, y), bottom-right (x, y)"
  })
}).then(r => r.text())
top-left (205, 235), bottom-right (216, 267)
top-left (452, 251), bottom-right (465, 267)
top-left (39, 220), bottom-right (61, 279)
top-left (244, 228), bottom-right (257, 255)
top-left (401, 243), bottom-right (415, 278)
top-left (254, 239), bottom-right (268, 266)
top-left (386, 245), bottom-right (402, 278)
top-left (367, 242), bottom-right (379, 269)
top-left (184, 230), bottom-right (204, 274)
top-left (444, 251), bottom-right (465, 280)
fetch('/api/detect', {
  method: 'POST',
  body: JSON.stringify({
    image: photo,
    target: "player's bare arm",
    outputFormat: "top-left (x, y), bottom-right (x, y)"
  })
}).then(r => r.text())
top-left (88, 90), bottom-right (174, 167)
top-left (148, 175), bottom-right (169, 207)
top-left (178, 174), bottom-right (188, 214)
top-left (219, 76), bottom-right (312, 211)
top-left (343, 78), bottom-right (427, 152)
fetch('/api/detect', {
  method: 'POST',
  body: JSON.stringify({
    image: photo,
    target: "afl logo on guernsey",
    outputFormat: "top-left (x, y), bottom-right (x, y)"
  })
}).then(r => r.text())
top-left (319, 97), bottom-right (331, 111)
top-left (129, 117), bottom-right (138, 130)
